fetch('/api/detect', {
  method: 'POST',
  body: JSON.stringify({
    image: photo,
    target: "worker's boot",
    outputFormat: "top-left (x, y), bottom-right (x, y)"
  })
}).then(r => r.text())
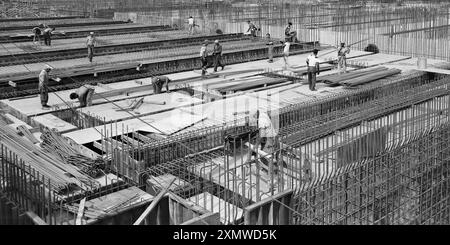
top-left (42, 104), bottom-right (51, 110)
top-left (221, 65), bottom-right (225, 70)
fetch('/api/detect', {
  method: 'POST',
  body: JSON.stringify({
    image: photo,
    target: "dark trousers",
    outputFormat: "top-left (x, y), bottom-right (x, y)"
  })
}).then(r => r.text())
top-left (44, 33), bottom-right (51, 46)
top-left (268, 46), bottom-right (273, 62)
top-left (307, 66), bottom-right (317, 90)
top-left (201, 57), bottom-right (208, 75)
top-left (39, 88), bottom-right (48, 106)
top-left (87, 45), bottom-right (94, 62)
top-left (213, 54), bottom-right (224, 71)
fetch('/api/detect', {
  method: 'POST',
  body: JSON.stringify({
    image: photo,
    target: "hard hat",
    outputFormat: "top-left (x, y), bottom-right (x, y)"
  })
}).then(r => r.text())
top-left (214, 40), bottom-right (219, 43)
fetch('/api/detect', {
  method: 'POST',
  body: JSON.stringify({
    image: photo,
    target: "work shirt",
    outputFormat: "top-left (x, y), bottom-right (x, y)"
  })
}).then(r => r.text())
top-left (38, 69), bottom-right (49, 90)
top-left (306, 54), bottom-right (320, 67)
top-left (258, 112), bottom-right (277, 138)
top-left (152, 76), bottom-right (170, 93)
top-left (213, 44), bottom-right (222, 55)
top-left (283, 42), bottom-right (291, 56)
top-left (285, 25), bottom-right (292, 36)
top-left (76, 85), bottom-right (95, 107)
top-left (86, 36), bottom-right (96, 46)
top-left (43, 28), bottom-right (52, 34)
top-left (200, 45), bottom-right (207, 58)
top-left (188, 18), bottom-right (194, 25)
top-left (247, 23), bottom-right (256, 32)
top-left (338, 47), bottom-right (350, 57)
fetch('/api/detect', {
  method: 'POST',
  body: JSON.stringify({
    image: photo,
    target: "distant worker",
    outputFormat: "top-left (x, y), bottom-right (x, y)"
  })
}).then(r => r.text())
top-left (39, 65), bottom-right (53, 109)
top-left (43, 26), bottom-right (55, 46)
top-left (282, 41), bottom-right (291, 69)
top-left (284, 22), bottom-right (298, 43)
top-left (251, 110), bottom-right (277, 153)
top-left (212, 40), bottom-right (225, 72)
top-left (69, 85), bottom-right (95, 108)
top-left (86, 32), bottom-right (96, 63)
top-left (152, 75), bottom-right (171, 94)
top-left (188, 16), bottom-right (195, 35)
top-left (32, 26), bottom-right (42, 44)
top-left (306, 49), bottom-right (320, 91)
top-left (266, 33), bottom-right (274, 63)
top-left (200, 40), bottom-right (209, 76)
top-left (246, 20), bottom-right (257, 37)
top-left (337, 42), bottom-right (350, 74)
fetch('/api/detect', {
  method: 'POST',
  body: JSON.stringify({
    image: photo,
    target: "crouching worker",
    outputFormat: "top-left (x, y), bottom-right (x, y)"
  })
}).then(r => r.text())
top-left (152, 75), bottom-right (171, 94)
top-left (69, 85), bottom-right (95, 107)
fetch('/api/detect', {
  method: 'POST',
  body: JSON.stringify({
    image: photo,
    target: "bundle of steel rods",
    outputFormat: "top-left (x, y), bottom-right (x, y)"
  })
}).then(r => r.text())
top-left (40, 128), bottom-right (105, 178)
top-left (317, 67), bottom-right (400, 87)
top-left (0, 125), bottom-right (99, 192)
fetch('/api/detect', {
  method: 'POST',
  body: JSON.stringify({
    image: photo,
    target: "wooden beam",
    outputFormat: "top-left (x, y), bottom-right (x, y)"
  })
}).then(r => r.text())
top-left (180, 212), bottom-right (220, 225)
top-left (75, 197), bottom-right (86, 225)
top-left (133, 179), bottom-right (175, 225)
top-left (25, 211), bottom-right (48, 225)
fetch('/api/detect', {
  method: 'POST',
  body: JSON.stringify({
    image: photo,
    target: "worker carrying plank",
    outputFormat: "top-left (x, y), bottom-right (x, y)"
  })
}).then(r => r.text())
top-left (284, 22), bottom-right (298, 43)
top-left (212, 40), bottom-right (225, 72)
top-left (39, 65), bottom-right (53, 109)
top-left (200, 40), bottom-right (209, 77)
top-left (86, 32), bottom-right (96, 63)
top-left (152, 75), bottom-right (171, 94)
top-left (337, 42), bottom-right (351, 74)
top-left (43, 26), bottom-right (55, 46)
top-left (306, 49), bottom-right (320, 91)
top-left (69, 85), bottom-right (95, 107)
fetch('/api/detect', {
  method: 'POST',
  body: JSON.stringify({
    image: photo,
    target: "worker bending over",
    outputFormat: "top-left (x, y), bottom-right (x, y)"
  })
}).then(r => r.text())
top-left (212, 40), bottom-right (225, 72)
top-left (284, 22), bottom-right (298, 43)
top-left (306, 49), bottom-right (320, 91)
top-left (32, 25), bottom-right (42, 44)
top-left (246, 20), bottom-right (257, 37)
top-left (152, 75), bottom-right (171, 94)
top-left (337, 42), bottom-right (350, 74)
top-left (39, 65), bottom-right (53, 109)
top-left (43, 26), bottom-right (54, 46)
top-left (70, 85), bottom-right (95, 108)
top-left (250, 110), bottom-right (277, 153)
top-left (86, 32), bottom-right (96, 63)
top-left (200, 40), bottom-right (209, 76)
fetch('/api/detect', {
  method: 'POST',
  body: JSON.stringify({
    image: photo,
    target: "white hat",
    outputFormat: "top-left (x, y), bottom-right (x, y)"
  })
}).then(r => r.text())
top-left (90, 32), bottom-right (94, 35)
top-left (215, 40), bottom-right (219, 43)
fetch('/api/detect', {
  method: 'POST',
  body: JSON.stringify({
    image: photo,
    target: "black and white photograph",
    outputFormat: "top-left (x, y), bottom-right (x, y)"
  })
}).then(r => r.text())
top-left (0, 0), bottom-right (449, 234)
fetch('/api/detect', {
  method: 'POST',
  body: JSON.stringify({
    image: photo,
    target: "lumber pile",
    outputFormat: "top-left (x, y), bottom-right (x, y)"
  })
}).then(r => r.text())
top-left (40, 128), bottom-right (105, 178)
top-left (0, 125), bottom-right (100, 192)
top-left (318, 67), bottom-right (401, 87)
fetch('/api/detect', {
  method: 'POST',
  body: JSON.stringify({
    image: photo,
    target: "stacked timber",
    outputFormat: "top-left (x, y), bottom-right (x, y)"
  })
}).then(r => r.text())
top-left (0, 125), bottom-right (100, 192)
top-left (318, 67), bottom-right (402, 87)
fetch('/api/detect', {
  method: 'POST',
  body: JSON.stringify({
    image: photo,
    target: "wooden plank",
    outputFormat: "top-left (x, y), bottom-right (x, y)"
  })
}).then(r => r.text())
top-left (133, 179), bottom-right (175, 225)
top-left (25, 211), bottom-right (48, 225)
top-left (180, 212), bottom-right (220, 225)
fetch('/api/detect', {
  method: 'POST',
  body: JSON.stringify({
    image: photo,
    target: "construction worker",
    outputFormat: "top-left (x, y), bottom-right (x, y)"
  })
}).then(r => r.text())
top-left (39, 65), bottom-right (52, 109)
top-left (86, 32), bottom-right (96, 63)
top-left (152, 75), bottom-right (171, 94)
top-left (306, 49), bottom-right (320, 91)
top-left (32, 26), bottom-right (42, 44)
top-left (246, 20), bottom-right (257, 37)
top-left (200, 40), bottom-right (209, 76)
top-left (284, 22), bottom-right (298, 43)
top-left (212, 40), bottom-right (225, 72)
top-left (69, 85), bottom-right (95, 108)
top-left (337, 42), bottom-right (350, 74)
top-left (266, 33), bottom-right (274, 63)
top-left (250, 109), bottom-right (277, 153)
top-left (43, 26), bottom-right (54, 46)
top-left (282, 41), bottom-right (291, 69)
top-left (188, 16), bottom-right (195, 35)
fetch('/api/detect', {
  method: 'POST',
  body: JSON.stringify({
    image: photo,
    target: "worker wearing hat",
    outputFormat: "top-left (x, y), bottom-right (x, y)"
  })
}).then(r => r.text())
top-left (86, 32), bottom-right (96, 63)
top-left (337, 41), bottom-right (350, 74)
top-left (212, 40), bottom-right (225, 72)
top-left (200, 40), bottom-right (209, 76)
top-left (39, 65), bottom-right (53, 109)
